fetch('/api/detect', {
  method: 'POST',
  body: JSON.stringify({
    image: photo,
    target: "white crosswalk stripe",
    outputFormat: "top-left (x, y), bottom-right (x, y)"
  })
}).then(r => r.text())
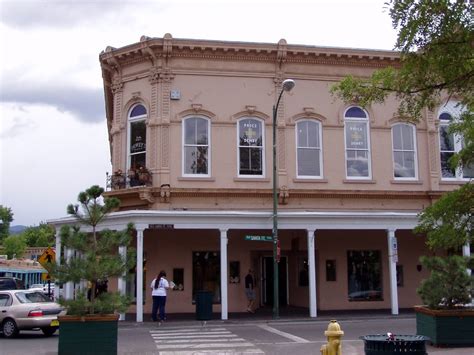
top-left (150, 327), bottom-right (264, 354)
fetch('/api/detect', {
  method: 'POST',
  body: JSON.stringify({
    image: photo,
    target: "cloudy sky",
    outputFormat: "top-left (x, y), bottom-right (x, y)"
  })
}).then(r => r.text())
top-left (0, 0), bottom-right (397, 226)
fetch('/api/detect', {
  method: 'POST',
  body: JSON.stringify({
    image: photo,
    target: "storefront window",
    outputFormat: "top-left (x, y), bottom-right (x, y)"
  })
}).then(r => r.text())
top-left (347, 250), bottom-right (382, 301)
top-left (193, 251), bottom-right (220, 303)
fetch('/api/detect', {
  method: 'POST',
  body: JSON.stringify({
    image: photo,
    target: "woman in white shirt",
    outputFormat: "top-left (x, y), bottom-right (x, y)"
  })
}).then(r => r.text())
top-left (150, 270), bottom-right (170, 322)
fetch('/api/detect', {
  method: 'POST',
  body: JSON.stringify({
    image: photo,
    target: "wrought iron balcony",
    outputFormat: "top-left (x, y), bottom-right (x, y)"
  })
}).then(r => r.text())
top-left (106, 168), bottom-right (152, 191)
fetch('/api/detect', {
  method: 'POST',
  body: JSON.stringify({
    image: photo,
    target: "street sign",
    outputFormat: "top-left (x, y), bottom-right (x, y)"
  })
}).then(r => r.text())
top-left (38, 247), bottom-right (56, 271)
top-left (245, 235), bottom-right (273, 242)
top-left (42, 273), bottom-right (52, 281)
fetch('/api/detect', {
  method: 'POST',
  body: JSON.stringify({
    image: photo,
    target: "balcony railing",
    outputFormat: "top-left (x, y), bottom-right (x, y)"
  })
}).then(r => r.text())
top-left (106, 169), bottom-right (152, 191)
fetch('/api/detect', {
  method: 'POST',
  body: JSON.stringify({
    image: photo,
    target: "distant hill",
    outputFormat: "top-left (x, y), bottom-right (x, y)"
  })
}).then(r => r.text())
top-left (9, 225), bottom-right (27, 235)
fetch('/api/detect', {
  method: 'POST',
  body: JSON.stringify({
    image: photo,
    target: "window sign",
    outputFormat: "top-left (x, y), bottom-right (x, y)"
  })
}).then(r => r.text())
top-left (239, 118), bottom-right (263, 176)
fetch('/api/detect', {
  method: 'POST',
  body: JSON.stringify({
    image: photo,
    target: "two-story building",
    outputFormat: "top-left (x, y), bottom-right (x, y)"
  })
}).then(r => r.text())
top-left (49, 34), bottom-right (472, 322)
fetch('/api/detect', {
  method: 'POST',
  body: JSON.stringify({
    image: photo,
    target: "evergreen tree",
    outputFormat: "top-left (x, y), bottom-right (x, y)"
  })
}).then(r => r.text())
top-left (53, 185), bottom-right (135, 315)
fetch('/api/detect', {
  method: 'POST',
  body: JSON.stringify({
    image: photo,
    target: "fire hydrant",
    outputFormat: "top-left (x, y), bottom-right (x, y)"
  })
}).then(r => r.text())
top-left (320, 320), bottom-right (344, 355)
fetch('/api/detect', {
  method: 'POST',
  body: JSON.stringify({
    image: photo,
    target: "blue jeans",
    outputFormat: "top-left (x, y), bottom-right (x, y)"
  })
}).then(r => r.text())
top-left (152, 295), bottom-right (167, 321)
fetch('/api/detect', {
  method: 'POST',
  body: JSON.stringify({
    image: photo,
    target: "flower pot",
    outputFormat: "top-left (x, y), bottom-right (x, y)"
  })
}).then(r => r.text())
top-left (414, 305), bottom-right (474, 347)
top-left (58, 314), bottom-right (119, 355)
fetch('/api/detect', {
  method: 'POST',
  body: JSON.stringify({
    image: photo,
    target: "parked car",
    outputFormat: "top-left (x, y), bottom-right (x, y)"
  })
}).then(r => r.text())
top-left (0, 277), bottom-right (25, 290)
top-left (0, 289), bottom-right (65, 338)
top-left (29, 283), bottom-right (55, 296)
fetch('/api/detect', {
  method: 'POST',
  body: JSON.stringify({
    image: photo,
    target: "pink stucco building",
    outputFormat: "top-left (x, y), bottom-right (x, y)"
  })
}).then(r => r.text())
top-left (50, 34), bottom-right (471, 322)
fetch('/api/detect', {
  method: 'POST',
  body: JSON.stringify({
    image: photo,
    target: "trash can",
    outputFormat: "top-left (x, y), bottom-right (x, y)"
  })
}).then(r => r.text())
top-left (360, 334), bottom-right (429, 355)
top-left (195, 290), bottom-right (213, 320)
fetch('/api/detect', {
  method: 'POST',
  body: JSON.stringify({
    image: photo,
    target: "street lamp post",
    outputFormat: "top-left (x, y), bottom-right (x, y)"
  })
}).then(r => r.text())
top-left (272, 79), bottom-right (295, 320)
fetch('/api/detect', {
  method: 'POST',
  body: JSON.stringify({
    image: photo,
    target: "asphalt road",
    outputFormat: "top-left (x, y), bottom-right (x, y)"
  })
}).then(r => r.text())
top-left (1, 316), bottom-right (473, 354)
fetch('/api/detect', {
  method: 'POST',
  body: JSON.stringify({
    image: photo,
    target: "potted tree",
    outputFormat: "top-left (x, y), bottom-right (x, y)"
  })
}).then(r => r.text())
top-left (413, 183), bottom-right (474, 346)
top-left (53, 185), bottom-right (135, 355)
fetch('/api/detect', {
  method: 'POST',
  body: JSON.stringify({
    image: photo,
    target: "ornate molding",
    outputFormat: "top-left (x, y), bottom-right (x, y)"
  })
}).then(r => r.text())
top-left (160, 184), bottom-right (171, 203)
top-left (279, 186), bottom-right (289, 205)
top-left (139, 190), bottom-right (155, 204)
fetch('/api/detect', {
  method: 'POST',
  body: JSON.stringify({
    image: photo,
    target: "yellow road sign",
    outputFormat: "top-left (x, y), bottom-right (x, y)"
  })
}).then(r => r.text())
top-left (42, 273), bottom-right (52, 281)
top-left (38, 247), bottom-right (56, 271)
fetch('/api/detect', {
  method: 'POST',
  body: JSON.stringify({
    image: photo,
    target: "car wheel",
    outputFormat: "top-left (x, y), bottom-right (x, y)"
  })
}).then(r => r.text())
top-left (2, 319), bottom-right (19, 338)
top-left (41, 326), bottom-right (58, 337)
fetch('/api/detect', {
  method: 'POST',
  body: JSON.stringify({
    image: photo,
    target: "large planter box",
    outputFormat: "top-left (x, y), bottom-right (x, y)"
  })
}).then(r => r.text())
top-left (415, 306), bottom-right (474, 347)
top-left (58, 314), bottom-right (119, 355)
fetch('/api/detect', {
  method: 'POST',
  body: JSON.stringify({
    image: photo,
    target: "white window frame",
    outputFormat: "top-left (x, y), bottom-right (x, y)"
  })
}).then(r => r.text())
top-left (295, 119), bottom-right (323, 179)
top-left (127, 103), bottom-right (147, 172)
top-left (391, 123), bottom-right (418, 180)
top-left (182, 116), bottom-right (211, 177)
top-left (237, 117), bottom-right (265, 178)
top-left (438, 101), bottom-right (471, 180)
top-left (343, 107), bottom-right (372, 180)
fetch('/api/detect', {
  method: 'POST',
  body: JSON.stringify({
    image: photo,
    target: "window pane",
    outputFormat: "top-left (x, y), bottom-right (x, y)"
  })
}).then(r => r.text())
top-left (347, 250), bottom-right (382, 301)
top-left (239, 147), bottom-right (262, 175)
top-left (239, 119), bottom-right (262, 147)
top-left (297, 122), bottom-right (308, 147)
top-left (130, 120), bottom-right (146, 153)
top-left (439, 126), bottom-right (454, 151)
top-left (130, 104), bottom-right (147, 117)
top-left (440, 152), bottom-right (455, 177)
top-left (439, 112), bottom-right (452, 121)
top-left (298, 148), bottom-right (320, 176)
top-left (463, 163), bottom-right (474, 179)
top-left (345, 107), bottom-right (367, 118)
top-left (394, 151), bottom-right (415, 178)
top-left (346, 150), bottom-right (369, 177)
top-left (185, 117), bottom-right (208, 145)
top-left (393, 124), bottom-right (414, 150)
top-left (196, 119), bottom-right (208, 145)
top-left (184, 146), bottom-right (208, 174)
top-left (297, 121), bottom-right (320, 148)
top-left (346, 122), bottom-right (367, 149)
top-left (130, 153), bottom-right (146, 170)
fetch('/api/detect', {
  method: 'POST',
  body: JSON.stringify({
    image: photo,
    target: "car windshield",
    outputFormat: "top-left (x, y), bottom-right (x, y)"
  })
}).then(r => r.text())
top-left (15, 291), bottom-right (51, 303)
top-left (29, 284), bottom-right (44, 289)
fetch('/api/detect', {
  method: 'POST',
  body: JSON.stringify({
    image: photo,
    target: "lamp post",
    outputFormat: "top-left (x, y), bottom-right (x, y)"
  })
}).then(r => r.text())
top-left (272, 78), bottom-right (295, 320)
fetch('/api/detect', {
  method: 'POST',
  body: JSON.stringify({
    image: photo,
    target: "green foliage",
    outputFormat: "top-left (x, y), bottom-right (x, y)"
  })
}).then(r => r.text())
top-left (21, 223), bottom-right (56, 247)
top-left (3, 235), bottom-right (26, 259)
top-left (52, 185), bottom-right (135, 315)
top-left (59, 291), bottom-right (131, 317)
top-left (0, 205), bottom-right (14, 244)
top-left (415, 183), bottom-right (474, 250)
top-left (417, 255), bottom-right (473, 309)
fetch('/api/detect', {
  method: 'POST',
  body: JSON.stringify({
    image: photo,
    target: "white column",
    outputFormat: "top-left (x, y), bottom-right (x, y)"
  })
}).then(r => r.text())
top-left (118, 245), bottom-right (127, 321)
top-left (463, 242), bottom-right (471, 276)
top-left (220, 229), bottom-right (228, 320)
top-left (387, 229), bottom-right (399, 315)
top-left (307, 229), bottom-right (317, 317)
top-left (54, 230), bottom-right (61, 300)
top-left (136, 226), bottom-right (145, 322)
top-left (64, 248), bottom-right (74, 299)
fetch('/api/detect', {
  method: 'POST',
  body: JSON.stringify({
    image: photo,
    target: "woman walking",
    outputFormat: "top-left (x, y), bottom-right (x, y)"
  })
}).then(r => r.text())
top-left (151, 270), bottom-right (170, 322)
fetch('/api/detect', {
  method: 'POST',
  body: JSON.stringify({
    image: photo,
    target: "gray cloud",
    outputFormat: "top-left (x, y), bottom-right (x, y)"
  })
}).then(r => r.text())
top-left (0, 0), bottom-right (140, 28)
top-left (0, 81), bottom-right (105, 123)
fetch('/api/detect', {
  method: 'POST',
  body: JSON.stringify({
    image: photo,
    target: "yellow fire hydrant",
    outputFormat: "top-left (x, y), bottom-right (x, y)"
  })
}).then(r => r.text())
top-left (320, 320), bottom-right (344, 355)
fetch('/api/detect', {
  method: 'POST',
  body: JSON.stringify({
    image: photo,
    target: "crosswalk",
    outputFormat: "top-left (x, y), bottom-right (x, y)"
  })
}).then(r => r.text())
top-left (150, 327), bottom-right (264, 354)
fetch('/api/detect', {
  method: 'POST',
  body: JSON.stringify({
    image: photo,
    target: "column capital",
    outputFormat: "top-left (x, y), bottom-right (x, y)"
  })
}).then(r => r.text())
top-left (135, 224), bottom-right (147, 233)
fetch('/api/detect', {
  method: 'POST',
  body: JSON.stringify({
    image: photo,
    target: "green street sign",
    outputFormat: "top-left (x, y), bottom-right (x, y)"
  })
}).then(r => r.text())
top-left (245, 235), bottom-right (273, 242)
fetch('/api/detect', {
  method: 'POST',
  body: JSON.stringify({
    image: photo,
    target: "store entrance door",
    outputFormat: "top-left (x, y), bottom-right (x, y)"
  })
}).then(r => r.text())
top-left (261, 256), bottom-right (288, 306)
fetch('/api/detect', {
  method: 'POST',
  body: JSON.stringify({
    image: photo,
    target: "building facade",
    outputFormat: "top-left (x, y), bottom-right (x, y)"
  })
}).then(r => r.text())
top-left (50, 34), bottom-right (471, 322)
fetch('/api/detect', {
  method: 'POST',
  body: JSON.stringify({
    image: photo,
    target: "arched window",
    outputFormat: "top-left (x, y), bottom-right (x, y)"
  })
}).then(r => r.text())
top-left (128, 104), bottom-right (147, 172)
top-left (344, 107), bottom-right (371, 178)
top-left (296, 120), bottom-right (322, 178)
top-left (392, 123), bottom-right (417, 179)
top-left (238, 118), bottom-right (264, 176)
top-left (183, 116), bottom-right (210, 176)
top-left (438, 102), bottom-right (473, 179)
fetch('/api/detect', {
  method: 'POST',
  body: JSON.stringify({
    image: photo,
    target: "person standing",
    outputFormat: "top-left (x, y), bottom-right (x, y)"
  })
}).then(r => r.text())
top-left (151, 270), bottom-right (170, 322)
top-left (245, 269), bottom-right (256, 313)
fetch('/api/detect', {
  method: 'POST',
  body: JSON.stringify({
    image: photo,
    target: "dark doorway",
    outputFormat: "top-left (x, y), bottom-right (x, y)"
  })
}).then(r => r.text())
top-left (261, 256), bottom-right (288, 306)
